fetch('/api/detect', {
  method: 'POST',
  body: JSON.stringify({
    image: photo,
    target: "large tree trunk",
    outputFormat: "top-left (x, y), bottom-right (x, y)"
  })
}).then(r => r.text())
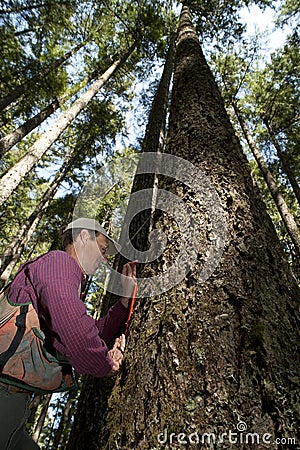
top-left (230, 96), bottom-right (300, 255)
top-left (66, 35), bottom-right (176, 450)
top-left (92, 6), bottom-right (299, 449)
top-left (0, 40), bottom-right (86, 112)
top-left (118, 32), bottom-right (176, 266)
top-left (0, 43), bottom-right (136, 207)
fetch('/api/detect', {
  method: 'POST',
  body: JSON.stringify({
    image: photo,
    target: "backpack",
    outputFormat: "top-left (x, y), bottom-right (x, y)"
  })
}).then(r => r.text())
top-left (0, 286), bottom-right (77, 394)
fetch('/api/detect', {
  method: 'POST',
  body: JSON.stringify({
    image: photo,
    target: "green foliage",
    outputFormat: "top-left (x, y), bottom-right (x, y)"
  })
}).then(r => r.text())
top-left (276, 0), bottom-right (300, 26)
top-left (249, 32), bottom-right (300, 128)
top-left (209, 25), bottom-right (300, 268)
top-left (185, 0), bottom-right (272, 45)
top-left (244, 32), bottom-right (300, 213)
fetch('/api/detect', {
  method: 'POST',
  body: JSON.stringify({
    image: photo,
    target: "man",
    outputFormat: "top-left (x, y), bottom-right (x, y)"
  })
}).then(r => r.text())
top-left (0, 217), bottom-right (137, 449)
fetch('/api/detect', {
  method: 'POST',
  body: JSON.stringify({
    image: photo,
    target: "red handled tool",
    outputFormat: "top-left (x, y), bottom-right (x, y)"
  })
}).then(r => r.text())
top-left (125, 284), bottom-right (137, 337)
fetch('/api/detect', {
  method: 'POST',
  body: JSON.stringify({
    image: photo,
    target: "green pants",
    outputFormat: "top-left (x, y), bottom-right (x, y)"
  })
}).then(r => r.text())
top-left (0, 384), bottom-right (40, 450)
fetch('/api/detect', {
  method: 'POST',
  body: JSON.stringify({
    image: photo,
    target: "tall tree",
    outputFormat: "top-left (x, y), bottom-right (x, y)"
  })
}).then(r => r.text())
top-left (0, 95), bottom-right (126, 283)
top-left (228, 94), bottom-right (300, 255)
top-left (93, 5), bottom-right (300, 448)
top-left (0, 40), bottom-right (86, 112)
top-left (0, 72), bottom-right (96, 157)
top-left (263, 118), bottom-right (300, 206)
top-left (0, 43), bottom-right (136, 207)
top-left (0, 149), bottom-right (79, 285)
top-left (52, 389), bottom-right (79, 448)
top-left (210, 36), bottom-right (300, 261)
top-left (66, 33), bottom-right (176, 450)
top-left (32, 394), bottom-right (52, 443)
top-left (248, 32), bottom-right (300, 209)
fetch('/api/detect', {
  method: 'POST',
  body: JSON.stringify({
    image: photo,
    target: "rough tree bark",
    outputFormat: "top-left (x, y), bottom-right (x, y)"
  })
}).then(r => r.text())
top-left (118, 32), bottom-right (176, 265)
top-left (0, 43), bottom-right (136, 207)
top-left (91, 6), bottom-right (299, 449)
top-left (229, 95), bottom-right (300, 255)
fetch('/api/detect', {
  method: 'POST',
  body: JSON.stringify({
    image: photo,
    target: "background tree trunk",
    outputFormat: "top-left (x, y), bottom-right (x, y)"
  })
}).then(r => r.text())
top-left (52, 390), bottom-right (78, 449)
top-left (0, 40), bottom-right (86, 112)
top-left (0, 146), bottom-right (84, 286)
top-left (230, 95), bottom-right (300, 255)
top-left (0, 44), bottom-right (136, 207)
top-left (32, 394), bottom-right (52, 443)
top-left (94, 6), bottom-right (300, 449)
top-left (0, 67), bottom-right (106, 157)
top-left (0, 98), bottom-right (60, 156)
top-left (263, 118), bottom-right (300, 206)
top-left (118, 32), bottom-right (176, 267)
top-left (28, 394), bottom-right (43, 430)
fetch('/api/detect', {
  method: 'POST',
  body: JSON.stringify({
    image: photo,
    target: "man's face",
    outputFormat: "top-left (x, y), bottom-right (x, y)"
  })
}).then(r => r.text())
top-left (78, 231), bottom-right (109, 275)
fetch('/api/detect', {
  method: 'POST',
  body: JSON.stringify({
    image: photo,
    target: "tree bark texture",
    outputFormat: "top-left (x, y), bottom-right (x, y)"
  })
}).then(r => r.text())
top-left (0, 43), bottom-right (136, 207)
top-left (93, 6), bottom-right (300, 449)
top-left (117, 32), bottom-right (176, 269)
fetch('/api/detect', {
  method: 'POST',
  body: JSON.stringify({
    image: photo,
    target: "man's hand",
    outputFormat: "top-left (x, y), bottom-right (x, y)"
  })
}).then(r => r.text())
top-left (107, 334), bottom-right (126, 376)
top-left (120, 260), bottom-right (137, 308)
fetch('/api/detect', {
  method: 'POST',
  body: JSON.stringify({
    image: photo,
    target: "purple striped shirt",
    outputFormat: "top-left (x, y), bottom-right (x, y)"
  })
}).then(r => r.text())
top-left (9, 251), bottom-right (128, 377)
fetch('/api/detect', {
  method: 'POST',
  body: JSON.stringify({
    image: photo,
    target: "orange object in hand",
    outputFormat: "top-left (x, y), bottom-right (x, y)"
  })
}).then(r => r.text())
top-left (125, 284), bottom-right (137, 337)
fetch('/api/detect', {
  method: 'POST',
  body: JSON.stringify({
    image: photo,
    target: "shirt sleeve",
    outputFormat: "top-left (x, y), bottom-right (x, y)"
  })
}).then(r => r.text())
top-left (95, 300), bottom-right (128, 342)
top-left (31, 253), bottom-right (115, 377)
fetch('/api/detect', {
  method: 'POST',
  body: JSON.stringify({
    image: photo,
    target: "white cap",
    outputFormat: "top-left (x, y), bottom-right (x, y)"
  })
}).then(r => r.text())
top-left (63, 218), bottom-right (121, 255)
